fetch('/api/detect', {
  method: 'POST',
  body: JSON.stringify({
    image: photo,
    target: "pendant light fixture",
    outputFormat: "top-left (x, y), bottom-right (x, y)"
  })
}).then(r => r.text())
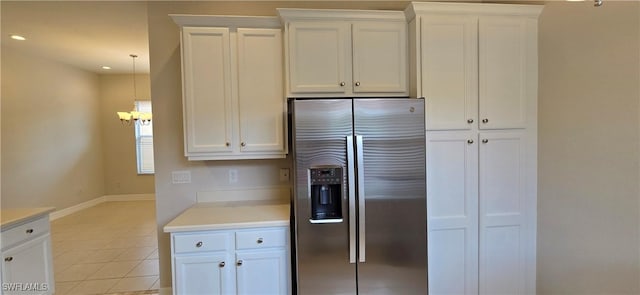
top-left (117, 54), bottom-right (152, 125)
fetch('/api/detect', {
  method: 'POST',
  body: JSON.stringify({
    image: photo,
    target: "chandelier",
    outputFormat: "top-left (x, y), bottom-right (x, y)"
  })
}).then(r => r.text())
top-left (117, 54), bottom-right (152, 125)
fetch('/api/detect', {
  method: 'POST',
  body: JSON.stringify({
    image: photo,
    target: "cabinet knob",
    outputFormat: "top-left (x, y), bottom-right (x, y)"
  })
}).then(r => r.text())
top-left (482, 118), bottom-right (489, 124)
top-left (467, 119), bottom-right (474, 124)
top-left (340, 82), bottom-right (346, 87)
top-left (482, 139), bottom-right (489, 144)
top-left (257, 238), bottom-right (264, 244)
top-left (4, 257), bottom-right (13, 262)
top-left (237, 260), bottom-right (243, 266)
top-left (195, 241), bottom-right (203, 248)
top-left (467, 139), bottom-right (474, 144)
top-left (219, 261), bottom-right (225, 268)
top-left (355, 81), bottom-right (361, 86)
top-left (25, 228), bottom-right (34, 234)
top-left (225, 142), bottom-right (230, 147)
top-left (241, 142), bottom-right (246, 147)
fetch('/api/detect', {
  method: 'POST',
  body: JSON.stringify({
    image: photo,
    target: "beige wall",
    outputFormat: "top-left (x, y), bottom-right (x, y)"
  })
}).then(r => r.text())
top-left (1, 46), bottom-right (105, 209)
top-left (100, 74), bottom-right (155, 195)
top-left (538, 1), bottom-right (640, 294)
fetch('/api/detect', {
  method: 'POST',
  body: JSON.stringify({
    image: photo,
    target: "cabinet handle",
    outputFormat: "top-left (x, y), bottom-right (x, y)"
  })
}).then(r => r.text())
top-left (482, 139), bottom-right (489, 144)
top-left (257, 238), bottom-right (264, 244)
top-left (195, 241), bottom-right (203, 248)
top-left (4, 257), bottom-right (13, 262)
top-left (355, 81), bottom-right (361, 87)
top-left (467, 119), bottom-right (474, 124)
top-left (467, 139), bottom-right (474, 144)
top-left (237, 260), bottom-right (243, 266)
top-left (482, 118), bottom-right (489, 124)
top-left (219, 261), bottom-right (225, 268)
top-left (225, 142), bottom-right (230, 147)
top-left (25, 229), bottom-right (34, 234)
top-left (241, 142), bottom-right (246, 147)
top-left (340, 82), bottom-right (346, 87)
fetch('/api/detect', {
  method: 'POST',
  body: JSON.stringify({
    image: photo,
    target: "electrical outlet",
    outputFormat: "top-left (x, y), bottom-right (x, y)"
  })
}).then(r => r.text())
top-left (172, 170), bottom-right (191, 184)
top-left (280, 168), bottom-right (290, 182)
top-left (229, 169), bottom-right (238, 184)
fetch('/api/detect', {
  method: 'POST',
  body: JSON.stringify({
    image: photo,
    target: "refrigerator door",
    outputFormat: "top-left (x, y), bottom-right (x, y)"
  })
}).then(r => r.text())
top-left (353, 98), bottom-right (427, 294)
top-left (291, 99), bottom-right (357, 295)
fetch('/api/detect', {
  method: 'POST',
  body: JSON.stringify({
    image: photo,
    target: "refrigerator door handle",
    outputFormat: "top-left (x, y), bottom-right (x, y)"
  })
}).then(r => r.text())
top-left (346, 135), bottom-right (356, 264)
top-left (356, 135), bottom-right (366, 263)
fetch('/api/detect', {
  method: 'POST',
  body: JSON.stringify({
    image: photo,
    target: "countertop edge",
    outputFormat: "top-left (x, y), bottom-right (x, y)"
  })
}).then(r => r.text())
top-left (164, 220), bottom-right (290, 233)
top-left (1, 207), bottom-right (56, 230)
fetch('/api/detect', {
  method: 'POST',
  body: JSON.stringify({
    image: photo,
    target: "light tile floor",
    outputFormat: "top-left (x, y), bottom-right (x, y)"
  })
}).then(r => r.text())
top-left (51, 201), bottom-right (159, 295)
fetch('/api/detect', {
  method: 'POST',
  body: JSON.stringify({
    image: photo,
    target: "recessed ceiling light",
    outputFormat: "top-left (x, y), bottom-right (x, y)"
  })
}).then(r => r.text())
top-left (102, 66), bottom-right (112, 70)
top-left (10, 35), bottom-right (26, 41)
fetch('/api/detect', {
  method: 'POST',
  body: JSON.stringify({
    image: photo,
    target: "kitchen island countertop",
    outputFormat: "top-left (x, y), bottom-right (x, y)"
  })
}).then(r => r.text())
top-left (163, 201), bottom-right (290, 233)
top-left (1, 207), bottom-right (55, 230)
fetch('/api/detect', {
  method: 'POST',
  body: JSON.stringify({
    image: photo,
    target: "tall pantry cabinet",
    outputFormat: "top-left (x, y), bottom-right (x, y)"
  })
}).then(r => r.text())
top-left (406, 3), bottom-right (542, 295)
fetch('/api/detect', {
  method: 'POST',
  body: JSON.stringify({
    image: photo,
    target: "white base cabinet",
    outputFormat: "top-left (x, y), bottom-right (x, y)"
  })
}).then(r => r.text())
top-left (1, 213), bottom-right (54, 295)
top-left (407, 2), bottom-right (542, 295)
top-left (170, 226), bottom-right (290, 295)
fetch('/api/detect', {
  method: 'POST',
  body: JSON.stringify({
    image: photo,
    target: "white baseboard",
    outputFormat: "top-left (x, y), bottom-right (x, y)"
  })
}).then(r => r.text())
top-left (49, 193), bottom-right (156, 221)
top-left (49, 196), bottom-right (106, 221)
top-left (104, 193), bottom-right (156, 202)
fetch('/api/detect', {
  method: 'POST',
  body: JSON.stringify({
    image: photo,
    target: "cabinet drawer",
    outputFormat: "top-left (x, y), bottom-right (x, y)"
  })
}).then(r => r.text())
top-left (1, 215), bottom-right (50, 250)
top-left (236, 228), bottom-right (286, 250)
top-left (173, 232), bottom-right (230, 254)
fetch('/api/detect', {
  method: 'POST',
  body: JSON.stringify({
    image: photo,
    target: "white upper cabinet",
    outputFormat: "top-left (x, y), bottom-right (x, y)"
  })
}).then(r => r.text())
top-left (172, 15), bottom-right (287, 160)
top-left (279, 9), bottom-right (409, 97)
top-left (410, 4), bottom-right (539, 130)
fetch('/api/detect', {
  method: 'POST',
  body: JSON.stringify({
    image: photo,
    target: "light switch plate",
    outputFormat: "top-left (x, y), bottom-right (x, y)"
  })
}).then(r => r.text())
top-left (172, 170), bottom-right (191, 184)
top-left (229, 169), bottom-right (238, 184)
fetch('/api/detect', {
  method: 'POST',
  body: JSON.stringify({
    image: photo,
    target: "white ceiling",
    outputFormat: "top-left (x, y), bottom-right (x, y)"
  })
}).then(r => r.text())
top-left (1, 1), bottom-right (150, 74)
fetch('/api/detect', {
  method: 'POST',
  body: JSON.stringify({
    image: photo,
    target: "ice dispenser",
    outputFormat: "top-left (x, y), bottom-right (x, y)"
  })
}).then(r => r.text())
top-left (309, 166), bottom-right (343, 223)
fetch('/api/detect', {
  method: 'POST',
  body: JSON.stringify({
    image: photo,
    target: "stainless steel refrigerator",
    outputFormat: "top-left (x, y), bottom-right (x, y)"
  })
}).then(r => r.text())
top-left (290, 98), bottom-right (427, 294)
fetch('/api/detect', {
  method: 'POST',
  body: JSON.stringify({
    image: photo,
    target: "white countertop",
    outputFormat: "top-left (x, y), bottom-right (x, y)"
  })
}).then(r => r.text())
top-left (164, 202), bottom-right (290, 233)
top-left (1, 207), bottom-right (55, 230)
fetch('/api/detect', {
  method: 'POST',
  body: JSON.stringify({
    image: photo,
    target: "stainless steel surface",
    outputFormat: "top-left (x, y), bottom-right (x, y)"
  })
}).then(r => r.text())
top-left (482, 118), bottom-right (489, 123)
top-left (292, 99), bottom-right (357, 295)
top-left (219, 261), bottom-right (225, 268)
top-left (468, 139), bottom-right (474, 144)
top-left (356, 135), bottom-right (366, 263)
top-left (347, 135), bottom-right (356, 264)
top-left (353, 99), bottom-right (427, 294)
top-left (292, 98), bottom-right (427, 295)
top-left (482, 139), bottom-right (489, 143)
top-left (468, 118), bottom-right (474, 124)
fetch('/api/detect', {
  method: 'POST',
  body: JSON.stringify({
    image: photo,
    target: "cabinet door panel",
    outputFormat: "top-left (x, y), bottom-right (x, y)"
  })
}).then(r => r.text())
top-left (426, 132), bottom-right (478, 295)
top-left (288, 22), bottom-right (349, 94)
top-left (236, 249), bottom-right (288, 295)
top-left (2, 234), bottom-right (54, 295)
top-left (421, 16), bottom-right (477, 131)
top-left (479, 17), bottom-right (528, 129)
top-left (237, 28), bottom-right (285, 154)
top-left (352, 22), bottom-right (407, 93)
top-left (174, 253), bottom-right (234, 295)
top-left (479, 131), bottom-right (526, 295)
top-left (182, 27), bottom-right (234, 153)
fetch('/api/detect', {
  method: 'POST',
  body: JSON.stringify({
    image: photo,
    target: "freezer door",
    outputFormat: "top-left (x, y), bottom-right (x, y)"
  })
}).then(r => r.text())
top-left (353, 98), bottom-right (427, 294)
top-left (291, 99), bottom-right (357, 295)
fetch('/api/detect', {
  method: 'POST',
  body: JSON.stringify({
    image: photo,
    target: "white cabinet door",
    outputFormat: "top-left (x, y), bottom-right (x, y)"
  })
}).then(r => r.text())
top-left (174, 253), bottom-right (234, 295)
top-left (182, 27), bottom-right (234, 154)
top-left (478, 17), bottom-right (528, 130)
top-left (479, 131), bottom-right (526, 295)
top-left (352, 21), bottom-right (408, 94)
top-left (288, 22), bottom-right (350, 94)
top-left (421, 16), bottom-right (478, 131)
top-left (235, 249), bottom-right (288, 295)
top-left (237, 28), bottom-right (285, 154)
top-left (426, 132), bottom-right (478, 295)
top-left (2, 234), bottom-right (54, 295)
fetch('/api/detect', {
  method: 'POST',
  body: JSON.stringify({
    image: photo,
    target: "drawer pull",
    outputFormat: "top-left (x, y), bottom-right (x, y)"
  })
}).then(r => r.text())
top-left (25, 229), bottom-right (34, 234)
top-left (237, 260), bottom-right (243, 266)
top-left (219, 261), bottom-right (225, 268)
top-left (257, 238), bottom-right (264, 244)
top-left (195, 241), bottom-right (203, 248)
top-left (4, 257), bottom-right (13, 262)
top-left (482, 118), bottom-right (489, 124)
